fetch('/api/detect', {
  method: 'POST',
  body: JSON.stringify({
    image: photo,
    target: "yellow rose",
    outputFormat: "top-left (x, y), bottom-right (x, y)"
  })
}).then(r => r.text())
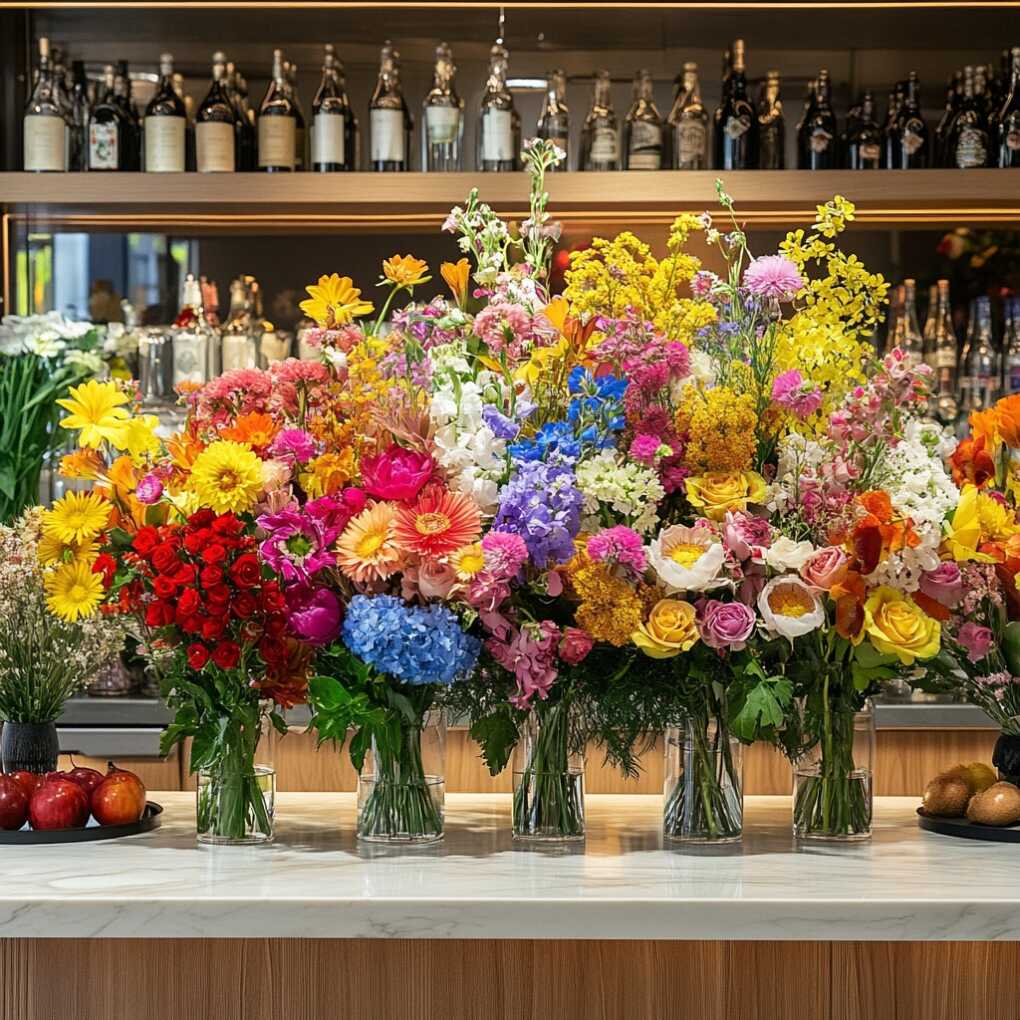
top-left (863, 586), bottom-right (940, 665)
top-left (684, 471), bottom-right (767, 521)
top-left (632, 599), bottom-right (699, 659)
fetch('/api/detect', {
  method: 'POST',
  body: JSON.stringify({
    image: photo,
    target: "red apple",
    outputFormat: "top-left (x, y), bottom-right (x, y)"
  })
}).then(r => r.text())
top-left (0, 775), bottom-right (29, 830)
top-left (7, 770), bottom-right (44, 799)
top-left (28, 778), bottom-right (89, 830)
top-left (91, 763), bottom-right (146, 826)
top-left (65, 766), bottom-right (105, 798)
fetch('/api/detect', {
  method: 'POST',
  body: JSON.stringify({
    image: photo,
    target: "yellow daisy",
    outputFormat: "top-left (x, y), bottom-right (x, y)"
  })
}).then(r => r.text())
top-left (56, 379), bottom-right (131, 449)
top-left (42, 491), bottom-right (111, 545)
top-left (382, 254), bottom-right (431, 289)
top-left (450, 543), bottom-right (485, 581)
top-left (336, 503), bottom-right (403, 584)
top-left (299, 274), bottom-right (374, 328)
top-left (38, 532), bottom-right (99, 567)
top-left (44, 558), bottom-right (105, 621)
top-left (111, 414), bottom-right (161, 460)
top-left (187, 440), bottom-right (264, 515)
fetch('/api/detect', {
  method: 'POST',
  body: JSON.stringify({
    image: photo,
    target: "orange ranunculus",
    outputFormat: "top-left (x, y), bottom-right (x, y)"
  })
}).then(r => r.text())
top-left (950, 434), bottom-right (996, 489)
top-left (440, 258), bottom-right (470, 308)
top-left (995, 394), bottom-right (1020, 448)
top-left (832, 570), bottom-right (866, 643)
top-left (221, 412), bottom-right (279, 449)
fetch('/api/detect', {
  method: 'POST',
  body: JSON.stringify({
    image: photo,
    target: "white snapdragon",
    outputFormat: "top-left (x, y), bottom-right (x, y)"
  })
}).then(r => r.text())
top-left (575, 450), bottom-right (665, 535)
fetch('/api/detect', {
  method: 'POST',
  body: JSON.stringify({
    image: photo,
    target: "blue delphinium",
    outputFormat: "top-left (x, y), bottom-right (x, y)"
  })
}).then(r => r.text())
top-left (567, 366), bottom-right (627, 439)
top-left (342, 595), bottom-right (480, 685)
top-left (507, 421), bottom-right (581, 464)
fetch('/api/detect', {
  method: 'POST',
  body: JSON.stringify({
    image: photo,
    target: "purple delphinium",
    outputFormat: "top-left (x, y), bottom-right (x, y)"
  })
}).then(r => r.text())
top-left (482, 404), bottom-right (520, 441)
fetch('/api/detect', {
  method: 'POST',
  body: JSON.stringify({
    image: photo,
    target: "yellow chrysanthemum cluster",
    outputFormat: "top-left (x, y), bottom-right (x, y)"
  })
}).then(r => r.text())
top-left (675, 385), bottom-right (757, 474)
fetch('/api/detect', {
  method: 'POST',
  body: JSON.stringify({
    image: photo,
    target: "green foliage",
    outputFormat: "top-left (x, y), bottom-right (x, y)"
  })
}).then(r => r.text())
top-left (728, 659), bottom-right (793, 744)
top-left (469, 706), bottom-right (519, 776)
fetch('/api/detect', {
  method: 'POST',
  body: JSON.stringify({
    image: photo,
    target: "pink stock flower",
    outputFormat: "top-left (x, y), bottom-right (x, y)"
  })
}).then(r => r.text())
top-left (359, 445), bottom-right (434, 502)
top-left (135, 474), bottom-right (164, 505)
top-left (957, 622), bottom-right (995, 663)
top-left (800, 546), bottom-right (850, 591)
top-left (586, 526), bottom-right (647, 574)
top-left (487, 620), bottom-right (560, 709)
top-left (698, 599), bottom-right (757, 651)
top-left (690, 270), bottom-right (719, 298)
top-left (743, 255), bottom-right (804, 301)
top-left (919, 562), bottom-right (964, 609)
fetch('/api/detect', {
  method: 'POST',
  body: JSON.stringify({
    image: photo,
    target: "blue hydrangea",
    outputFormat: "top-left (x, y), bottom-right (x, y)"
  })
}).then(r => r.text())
top-left (342, 595), bottom-right (481, 686)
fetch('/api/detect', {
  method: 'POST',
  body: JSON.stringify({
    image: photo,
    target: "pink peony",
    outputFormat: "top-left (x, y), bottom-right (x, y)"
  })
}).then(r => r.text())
top-left (800, 546), bottom-right (850, 591)
top-left (957, 622), bottom-right (995, 663)
top-left (359, 445), bottom-right (434, 502)
top-left (559, 627), bottom-right (594, 665)
top-left (723, 511), bottom-right (772, 561)
top-left (135, 473), bottom-right (164, 505)
top-left (919, 562), bottom-right (964, 609)
top-left (286, 585), bottom-right (342, 645)
top-left (698, 599), bottom-right (757, 651)
top-left (743, 255), bottom-right (804, 301)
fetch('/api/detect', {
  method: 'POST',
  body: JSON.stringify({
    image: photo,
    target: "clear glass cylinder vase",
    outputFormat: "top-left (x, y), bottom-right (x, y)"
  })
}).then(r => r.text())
top-left (196, 764), bottom-right (276, 846)
top-left (793, 698), bottom-right (875, 842)
top-left (512, 699), bottom-right (585, 842)
top-left (663, 714), bottom-right (743, 844)
top-left (357, 709), bottom-right (446, 844)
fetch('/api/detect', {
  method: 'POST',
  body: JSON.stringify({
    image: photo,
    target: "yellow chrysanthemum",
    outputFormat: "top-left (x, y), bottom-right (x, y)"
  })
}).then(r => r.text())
top-left (299, 273), bottom-right (374, 328)
top-left (44, 558), bottom-right (105, 621)
top-left (382, 254), bottom-right (430, 289)
top-left (56, 379), bottom-right (131, 449)
top-left (42, 491), bottom-right (111, 545)
top-left (187, 440), bottom-right (264, 514)
top-left (37, 533), bottom-right (98, 567)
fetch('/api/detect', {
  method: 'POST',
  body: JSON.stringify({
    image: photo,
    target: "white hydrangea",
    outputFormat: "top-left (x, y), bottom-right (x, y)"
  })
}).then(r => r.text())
top-left (575, 450), bottom-right (665, 535)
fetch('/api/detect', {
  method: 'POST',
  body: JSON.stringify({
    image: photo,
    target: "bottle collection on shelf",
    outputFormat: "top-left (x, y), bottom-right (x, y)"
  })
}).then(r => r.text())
top-left (23, 36), bottom-right (1020, 173)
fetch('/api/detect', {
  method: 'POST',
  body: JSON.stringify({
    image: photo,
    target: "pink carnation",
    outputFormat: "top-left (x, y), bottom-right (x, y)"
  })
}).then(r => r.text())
top-left (586, 526), bottom-right (647, 574)
top-left (743, 255), bottom-right (804, 301)
top-left (135, 474), bottom-right (164, 505)
top-left (629, 433), bottom-right (665, 466)
top-left (270, 428), bottom-right (317, 464)
top-left (482, 531), bottom-right (530, 579)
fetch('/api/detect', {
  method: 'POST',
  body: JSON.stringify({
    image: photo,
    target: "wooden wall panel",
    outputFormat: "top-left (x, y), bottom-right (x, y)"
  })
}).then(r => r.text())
top-left (874, 730), bottom-right (999, 798)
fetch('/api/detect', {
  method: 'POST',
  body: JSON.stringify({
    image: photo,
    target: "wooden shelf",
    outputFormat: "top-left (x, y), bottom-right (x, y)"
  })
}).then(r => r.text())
top-left (2, 170), bottom-right (1017, 233)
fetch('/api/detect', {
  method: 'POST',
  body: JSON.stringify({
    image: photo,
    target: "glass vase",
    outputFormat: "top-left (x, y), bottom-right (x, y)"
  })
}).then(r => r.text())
top-left (512, 698), bottom-right (585, 842)
top-left (793, 698), bottom-right (875, 842)
top-left (357, 709), bottom-right (446, 844)
top-left (663, 713), bottom-right (743, 844)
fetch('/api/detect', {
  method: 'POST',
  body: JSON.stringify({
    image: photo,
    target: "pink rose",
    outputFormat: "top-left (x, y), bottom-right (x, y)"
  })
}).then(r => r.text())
top-left (559, 627), bottom-right (594, 665)
top-left (957, 622), bottom-right (994, 663)
top-left (286, 585), bottom-right (342, 645)
top-left (919, 562), bottom-right (964, 609)
top-left (800, 546), bottom-right (850, 591)
top-left (723, 511), bottom-right (771, 561)
top-left (417, 558), bottom-right (457, 601)
top-left (359, 445), bottom-right (434, 502)
top-left (698, 599), bottom-right (756, 651)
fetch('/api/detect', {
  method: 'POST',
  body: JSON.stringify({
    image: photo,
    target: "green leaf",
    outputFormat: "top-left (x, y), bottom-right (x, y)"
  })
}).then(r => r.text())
top-left (729, 676), bottom-right (794, 743)
top-left (269, 711), bottom-right (289, 737)
top-left (469, 709), bottom-right (519, 776)
top-left (0, 465), bottom-right (15, 501)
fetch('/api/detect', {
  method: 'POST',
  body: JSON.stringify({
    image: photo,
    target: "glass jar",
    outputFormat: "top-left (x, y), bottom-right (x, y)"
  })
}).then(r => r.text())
top-left (512, 698), bottom-right (585, 842)
top-left (357, 709), bottom-right (446, 844)
top-left (793, 699), bottom-right (875, 842)
top-left (663, 714), bottom-right (743, 844)
top-left (197, 764), bottom-right (276, 846)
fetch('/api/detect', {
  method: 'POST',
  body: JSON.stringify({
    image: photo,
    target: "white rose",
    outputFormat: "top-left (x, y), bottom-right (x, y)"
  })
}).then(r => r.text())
top-left (765, 536), bottom-right (816, 572)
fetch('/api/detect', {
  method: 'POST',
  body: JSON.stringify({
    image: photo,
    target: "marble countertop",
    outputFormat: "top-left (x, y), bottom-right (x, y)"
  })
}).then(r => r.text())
top-left (1, 793), bottom-right (1017, 941)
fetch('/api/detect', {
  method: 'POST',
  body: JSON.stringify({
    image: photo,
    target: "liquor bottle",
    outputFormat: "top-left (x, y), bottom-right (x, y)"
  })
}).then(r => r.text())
top-left (896, 279), bottom-right (925, 365)
top-left (667, 62), bottom-right (709, 170)
top-left (931, 280), bottom-right (959, 424)
top-left (623, 69), bottom-right (663, 170)
top-left (258, 49), bottom-right (296, 172)
top-left (891, 71), bottom-right (929, 169)
top-left (478, 42), bottom-right (520, 172)
top-left (196, 52), bottom-right (236, 172)
top-left (881, 82), bottom-right (905, 168)
top-left (172, 273), bottom-right (220, 386)
top-left (713, 39), bottom-right (758, 170)
top-left (883, 284), bottom-right (904, 356)
top-left (949, 66), bottom-right (991, 169)
top-left (284, 59), bottom-right (306, 170)
top-left (144, 53), bottom-right (186, 172)
top-left (50, 47), bottom-right (74, 170)
top-left (369, 41), bottom-right (412, 171)
top-left (960, 297), bottom-right (1000, 415)
top-left (23, 38), bottom-right (68, 172)
top-left (798, 70), bottom-right (838, 170)
top-left (757, 69), bottom-right (785, 170)
top-left (933, 72), bottom-right (962, 167)
top-left (536, 69), bottom-right (569, 168)
top-left (226, 60), bottom-right (257, 171)
top-left (87, 65), bottom-right (128, 172)
top-left (580, 70), bottom-right (619, 171)
top-left (922, 282), bottom-right (939, 368)
top-left (844, 91), bottom-right (882, 169)
top-left (421, 42), bottom-right (464, 172)
top-left (113, 61), bottom-right (141, 170)
top-left (220, 277), bottom-right (259, 372)
top-left (713, 48), bottom-right (732, 144)
top-left (68, 60), bottom-right (89, 171)
top-left (976, 66), bottom-right (997, 122)
top-left (996, 46), bottom-right (1020, 168)
top-left (794, 77), bottom-right (816, 153)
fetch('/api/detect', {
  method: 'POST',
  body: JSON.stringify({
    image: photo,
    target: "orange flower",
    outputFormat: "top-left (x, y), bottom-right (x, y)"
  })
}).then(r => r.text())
top-left (59, 448), bottom-right (104, 480)
top-left (440, 259), bottom-right (470, 308)
top-left (382, 254), bottom-right (430, 289)
top-left (995, 394), bottom-right (1020, 448)
top-left (392, 486), bottom-right (482, 559)
top-left (950, 434), bottom-right (996, 489)
top-left (336, 502), bottom-right (403, 584)
top-left (832, 570), bottom-right (866, 642)
top-left (850, 491), bottom-right (919, 575)
top-left (968, 407), bottom-right (1000, 446)
top-left (221, 412), bottom-right (279, 450)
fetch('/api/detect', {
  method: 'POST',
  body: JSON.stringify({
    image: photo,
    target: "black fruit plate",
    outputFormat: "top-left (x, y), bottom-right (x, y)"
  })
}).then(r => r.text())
top-left (0, 802), bottom-right (162, 845)
top-left (917, 808), bottom-right (1020, 843)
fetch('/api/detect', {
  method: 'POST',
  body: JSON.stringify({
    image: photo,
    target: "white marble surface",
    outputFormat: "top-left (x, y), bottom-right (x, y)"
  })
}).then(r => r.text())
top-left (1, 793), bottom-right (1017, 941)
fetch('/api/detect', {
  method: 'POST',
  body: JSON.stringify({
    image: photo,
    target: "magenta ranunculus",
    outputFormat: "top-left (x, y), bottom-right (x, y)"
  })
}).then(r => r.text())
top-left (698, 599), bottom-right (757, 651)
top-left (559, 627), bottom-right (594, 665)
top-left (800, 546), bottom-right (850, 591)
top-left (919, 562), bottom-right (964, 609)
top-left (286, 585), bottom-right (342, 645)
top-left (135, 473), bottom-right (164, 505)
top-left (269, 428), bottom-right (317, 464)
top-left (359, 445), bottom-right (434, 502)
top-left (957, 621), bottom-right (994, 663)
top-left (723, 511), bottom-right (772, 561)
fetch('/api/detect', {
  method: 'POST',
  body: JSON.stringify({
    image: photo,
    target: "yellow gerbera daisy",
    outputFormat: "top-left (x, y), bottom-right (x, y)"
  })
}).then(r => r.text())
top-left (42, 491), bottom-right (111, 545)
top-left (450, 543), bottom-right (485, 581)
top-left (299, 274), bottom-right (374, 328)
top-left (37, 533), bottom-right (99, 567)
top-left (336, 503), bottom-right (403, 584)
top-left (44, 558), bottom-right (105, 621)
top-left (56, 379), bottom-right (131, 449)
top-left (382, 254), bottom-right (431, 289)
top-left (187, 440), bottom-right (264, 515)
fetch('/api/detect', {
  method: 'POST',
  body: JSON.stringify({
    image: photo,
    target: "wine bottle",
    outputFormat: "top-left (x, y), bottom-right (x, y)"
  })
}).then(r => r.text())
top-left (1004, 298), bottom-right (1020, 394)
top-left (87, 65), bottom-right (128, 172)
top-left (667, 62), bottom-right (709, 170)
top-left (883, 284), bottom-right (904, 357)
top-left (798, 69), bottom-right (837, 169)
top-left (144, 53), bottom-right (186, 172)
top-left (881, 81), bottom-right (905, 168)
top-left (949, 66), bottom-right (991, 169)
top-left (226, 60), bottom-right (257, 171)
top-left (931, 280), bottom-right (959, 424)
top-left (478, 42), bottom-right (520, 172)
top-left (713, 39), bottom-right (758, 170)
top-left (68, 60), bottom-right (89, 171)
top-left (258, 49), bottom-right (296, 172)
top-left (196, 52), bottom-right (236, 172)
top-left (580, 70), bottom-right (619, 171)
top-left (113, 61), bottom-right (141, 170)
top-left (23, 37), bottom-right (68, 172)
top-left (844, 91), bottom-right (882, 169)
top-left (896, 279), bottom-right (925, 366)
top-left (996, 46), bottom-right (1020, 168)
top-left (422, 42), bottom-right (464, 172)
top-left (891, 71), bottom-right (929, 169)
top-left (369, 41), bottom-right (412, 171)
top-left (312, 44), bottom-right (355, 172)
top-left (171, 71), bottom-right (197, 172)
top-left (757, 69), bottom-right (785, 170)
top-left (284, 58), bottom-right (306, 171)
top-left (922, 282), bottom-right (939, 368)
top-left (713, 48), bottom-right (732, 145)
top-left (622, 69), bottom-right (663, 170)
top-left (536, 69), bottom-right (569, 169)
top-left (933, 72), bottom-right (962, 167)
top-left (960, 297), bottom-right (999, 414)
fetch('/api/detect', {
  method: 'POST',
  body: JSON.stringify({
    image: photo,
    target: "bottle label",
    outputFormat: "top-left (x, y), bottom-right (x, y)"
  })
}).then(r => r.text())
top-left (371, 108), bottom-right (405, 163)
top-left (196, 121), bottom-right (235, 172)
top-left (860, 142), bottom-right (881, 164)
top-left (955, 125), bottom-right (988, 169)
top-left (88, 121), bottom-right (119, 170)
top-left (676, 121), bottom-right (706, 165)
top-left (144, 116), bottom-right (185, 172)
top-left (724, 114), bottom-right (751, 140)
top-left (935, 348), bottom-right (957, 369)
top-left (482, 109), bottom-right (514, 162)
top-left (426, 106), bottom-right (461, 145)
top-left (1007, 121), bottom-right (1020, 151)
top-left (809, 127), bottom-right (832, 154)
top-left (590, 125), bottom-right (618, 163)
top-left (221, 335), bottom-right (258, 372)
top-left (24, 114), bottom-right (67, 171)
top-left (172, 334), bottom-right (208, 385)
top-left (312, 112), bottom-right (345, 165)
top-left (628, 121), bottom-right (662, 169)
top-left (258, 116), bottom-right (296, 169)
top-left (901, 121), bottom-right (925, 156)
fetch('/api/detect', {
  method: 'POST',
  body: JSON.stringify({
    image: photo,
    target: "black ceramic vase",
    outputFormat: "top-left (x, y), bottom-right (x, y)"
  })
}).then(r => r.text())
top-left (0, 721), bottom-right (60, 774)
top-left (992, 732), bottom-right (1020, 786)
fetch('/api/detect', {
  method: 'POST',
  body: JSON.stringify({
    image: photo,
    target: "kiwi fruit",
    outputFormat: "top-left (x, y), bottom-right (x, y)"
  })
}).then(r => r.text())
top-left (965, 782), bottom-right (1020, 827)
top-left (944, 762), bottom-right (997, 794)
top-left (922, 774), bottom-right (971, 817)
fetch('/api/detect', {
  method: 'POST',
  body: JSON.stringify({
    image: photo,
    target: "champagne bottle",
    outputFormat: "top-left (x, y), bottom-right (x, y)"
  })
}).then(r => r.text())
top-left (667, 62), bottom-right (708, 170)
top-left (922, 283), bottom-right (939, 368)
top-left (949, 66), bottom-right (991, 169)
top-left (891, 71), bottom-right (928, 169)
top-left (313, 44), bottom-right (357, 172)
top-left (196, 52), bottom-right (236, 172)
top-left (844, 91), bottom-right (882, 169)
top-left (798, 69), bottom-right (837, 169)
top-left (757, 69), bottom-right (785, 170)
top-left (87, 64), bottom-right (128, 172)
top-left (881, 81), bottom-right (905, 168)
top-left (622, 69), bottom-right (663, 170)
top-left (144, 53), bottom-right (186, 172)
top-left (580, 70), bottom-right (619, 171)
top-left (883, 284), bottom-right (904, 357)
top-left (536, 69), bottom-right (569, 169)
top-left (422, 42), bottom-right (464, 172)
top-left (931, 280), bottom-right (959, 424)
top-left (933, 72), bottom-right (962, 167)
top-left (369, 41), bottom-right (412, 171)
top-left (713, 39), bottom-right (758, 170)
top-left (258, 49), bottom-right (296, 172)
top-left (996, 46), bottom-right (1020, 168)
top-left (23, 37), bottom-right (68, 172)
top-left (284, 58), bottom-right (306, 170)
top-left (478, 42), bottom-right (520, 172)
top-left (226, 60), bottom-right (257, 171)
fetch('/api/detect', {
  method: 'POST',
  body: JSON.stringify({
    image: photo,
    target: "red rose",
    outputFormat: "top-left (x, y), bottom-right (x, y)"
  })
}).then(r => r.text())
top-left (212, 513), bottom-right (244, 537)
top-left (144, 600), bottom-right (175, 627)
top-left (229, 553), bottom-right (261, 589)
top-left (152, 575), bottom-right (178, 600)
top-left (202, 617), bottom-right (226, 641)
top-left (201, 543), bottom-right (227, 565)
top-left (188, 509), bottom-right (215, 529)
top-left (173, 562), bottom-right (198, 587)
top-left (92, 553), bottom-right (116, 587)
top-left (211, 641), bottom-right (241, 670)
top-left (231, 591), bottom-right (258, 620)
top-left (186, 643), bottom-right (210, 670)
top-left (151, 543), bottom-right (180, 574)
top-left (263, 615), bottom-right (288, 639)
top-left (183, 528), bottom-right (211, 555)
top-left (177, 588), bottom-right (201, 617)
top-left (206, 584), bottom-right (231, 606)
top-left (260, 584), bottom-right (286, 614)
top-left (259, 636), bottom-right (287, 665)
top-left (132, 526), bottom-right (159, 557)
top-left (180, 615), bottom-right (204, 635)
top-left (200, 565), bottom-right (224, 588)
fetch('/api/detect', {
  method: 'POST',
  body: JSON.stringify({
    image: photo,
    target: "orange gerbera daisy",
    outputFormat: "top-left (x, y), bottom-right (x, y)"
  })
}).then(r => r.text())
top-left (222, 412), bottom-right (280, 450)
top-left (336, 503), bottom-right (403, 584)
top-left (392, 487), bottom-right (481, 559)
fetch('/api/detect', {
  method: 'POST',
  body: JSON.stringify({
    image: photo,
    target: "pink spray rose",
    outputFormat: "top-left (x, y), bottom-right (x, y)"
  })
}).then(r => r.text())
top-left (723, 511), bottom-right (772, 562)
top-left (416, 558), bottom-right (457, 601)
top-left (957, 622), bottom-right (994, 663)
top-left (698, 599), bottom-right (757, 651)
top-left (800, 546), bottom-right (850, 591)
top-left (919, 562), bottom-right (964, 609)
top-left (559, 627), bottom-right (594, 665)
top-left (359, 445), bottom-right (434, 502)
top-left (135, 473), bottom-right (164, 505)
